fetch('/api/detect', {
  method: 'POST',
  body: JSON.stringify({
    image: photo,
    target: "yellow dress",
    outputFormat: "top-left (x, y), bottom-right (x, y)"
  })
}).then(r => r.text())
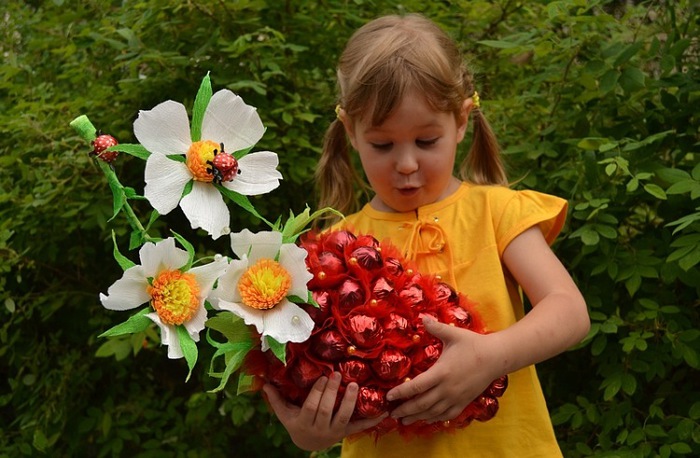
top-left (339, 182), bottom-right (568, 458)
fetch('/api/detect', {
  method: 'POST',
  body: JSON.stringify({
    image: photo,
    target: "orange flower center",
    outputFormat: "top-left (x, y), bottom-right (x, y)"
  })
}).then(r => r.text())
top-left (186, 140), bottom-right (220, 182)
top-left (148, 270), bottom-right (201, 325)
top-left (238, 258), bottom-right (291, 310)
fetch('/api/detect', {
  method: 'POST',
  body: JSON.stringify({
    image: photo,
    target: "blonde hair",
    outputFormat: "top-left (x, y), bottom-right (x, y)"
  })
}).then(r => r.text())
top-left (316, 14), bottom-right (506, 217)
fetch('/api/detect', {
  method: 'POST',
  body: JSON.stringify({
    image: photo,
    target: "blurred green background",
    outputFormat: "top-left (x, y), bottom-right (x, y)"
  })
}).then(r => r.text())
top-left (1, 0), bottom-right (698, 456)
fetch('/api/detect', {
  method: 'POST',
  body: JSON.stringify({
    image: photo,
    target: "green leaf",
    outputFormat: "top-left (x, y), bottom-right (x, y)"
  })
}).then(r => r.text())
top-left (98, 160), bottom-right (126, 220)
top-left (99, 308), bottom-right (151, 338)
top-left (205, 312), bottom-right (251, 343)
top-left (171, 231), bottom-right (195, 271)
top-left (191, 73), bottom-right (212, 142)
top-left (644, 184), bottom-right (667, 200)
top-left (176, 325), bottom-right (198, 382)
top-left (111, 230), bottom-right (136, 271)
top-left (216, 185), bottom-right (271, 226)
top-left (265, 336), bottom-right (287, 364)
top-left (477, 40), bottom-right (519, 49)
top-left (619, 67), bottom-right (646, 92)
top-left (107, 143), bottom-right (150, 160)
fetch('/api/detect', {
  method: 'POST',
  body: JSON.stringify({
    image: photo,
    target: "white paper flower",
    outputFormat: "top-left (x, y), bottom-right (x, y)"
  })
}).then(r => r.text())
top-left (210, 229), bottom-right (315, 349)
top-left (134, 90), bottom-right (283, 239)
top-left (100, 237), bottom-right (228, 359)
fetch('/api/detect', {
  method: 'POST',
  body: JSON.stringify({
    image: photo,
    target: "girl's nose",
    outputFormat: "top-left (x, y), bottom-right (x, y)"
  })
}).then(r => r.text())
top-left (395, 149), bottom-right (419, 175)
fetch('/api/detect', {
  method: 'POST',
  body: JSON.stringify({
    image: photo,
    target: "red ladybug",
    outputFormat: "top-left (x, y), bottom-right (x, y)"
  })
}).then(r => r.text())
top-left (206, 143), bottom-right (239, 184)
top-left (91, 134), bottom-right (120, 163)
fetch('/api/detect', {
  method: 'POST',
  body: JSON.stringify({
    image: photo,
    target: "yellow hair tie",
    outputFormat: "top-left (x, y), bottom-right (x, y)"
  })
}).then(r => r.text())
top-left (335, 104), bottom-right (342, 119)
top-left (472, 91), bottom-right (481, 109)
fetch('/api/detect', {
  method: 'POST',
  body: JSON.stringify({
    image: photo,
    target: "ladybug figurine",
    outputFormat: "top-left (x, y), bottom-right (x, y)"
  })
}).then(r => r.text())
top-left (206, 143), bottom-right (240, 184)
top-left (91, 134), bottom-right (120, 163)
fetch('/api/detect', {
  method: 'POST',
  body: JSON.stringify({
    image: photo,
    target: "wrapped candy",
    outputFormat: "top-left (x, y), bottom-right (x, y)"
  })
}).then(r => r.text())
top-left (244, 230), bottom-right (508, 440)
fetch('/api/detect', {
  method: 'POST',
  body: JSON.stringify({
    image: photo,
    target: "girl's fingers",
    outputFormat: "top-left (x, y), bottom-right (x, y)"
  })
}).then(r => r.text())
top-left (299, 375), bottom-right (330, 424)
top-left (316, 372), bottom-right (343, 426)
top-left (331, 381), bottom-right (359, 428)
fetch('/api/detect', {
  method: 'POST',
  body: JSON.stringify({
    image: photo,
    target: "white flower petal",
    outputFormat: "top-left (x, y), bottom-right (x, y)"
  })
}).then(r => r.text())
top-left (202, 90), bottom-right (264, 153)
top-left (183, 304), bottom-right (207, 342)
top-left (217, 299), bottom-right (265, 334)
top-left (100, 265), bottom-right (150, 311)
top-left (209, 258), bottom-right (247, 306)
top-left (230, 229), bottom-right (282, 262)
top-left (179, 181), bottom-right (231, 240)
top-left (224, 151), bottom-right (282, 196)
top-left (262, 300), bottom-right (314, 344)
top-left (140, 238), bottom-right (189, 278)
top-left (146, 313), bottom-right (184, 359)
top-left (279, 244), bottom-right (313, 298)
top-left (134, 100), bottom-right (192, 156)
top-left (189, 257), bottom-right (229, 297)
top-left (144, 154), bottom-right (192, 215)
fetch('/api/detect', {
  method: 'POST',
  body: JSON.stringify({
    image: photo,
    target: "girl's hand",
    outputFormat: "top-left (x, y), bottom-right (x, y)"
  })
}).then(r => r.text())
top-left (385, 318), bottom-right (503, 425)
top-left (263, 372), bottom-right (389, 451)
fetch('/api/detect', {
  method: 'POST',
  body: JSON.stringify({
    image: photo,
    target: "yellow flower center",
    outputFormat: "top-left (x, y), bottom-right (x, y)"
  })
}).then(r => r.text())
top-left (238, 258), bottom-right (291, 310)
top-left (186, 140), bottom-right (220, 182)
top-left (148, 270), bottom-right (201, 325)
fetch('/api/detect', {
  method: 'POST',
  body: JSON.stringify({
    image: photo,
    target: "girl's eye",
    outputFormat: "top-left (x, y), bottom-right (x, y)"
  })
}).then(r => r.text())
top-left (370, 142), bottom-right (393, 151)
top-left (416, 138), bottom-right (438, 147)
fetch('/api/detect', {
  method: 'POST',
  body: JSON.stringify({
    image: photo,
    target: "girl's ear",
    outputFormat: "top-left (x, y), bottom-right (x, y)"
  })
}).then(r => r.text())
top-left (456, 98), bottom-right (473, 143)
top-left (338, 109), bottom-right (358, 150)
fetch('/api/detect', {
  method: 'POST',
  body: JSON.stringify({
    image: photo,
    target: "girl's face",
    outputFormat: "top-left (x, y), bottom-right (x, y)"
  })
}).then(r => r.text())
top-left (344, 91), bottom-right (471, 213)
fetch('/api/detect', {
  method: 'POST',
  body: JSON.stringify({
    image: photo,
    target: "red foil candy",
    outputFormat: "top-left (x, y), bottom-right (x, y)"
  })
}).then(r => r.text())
top-left (324, 230), bottom-right (356, 252)
top-left (349, 246), bottom-right (383, 270)
top-left (372, 277), bottom-right (394, 299)
top-left (312, 329), bottom-right (347, 361)
top-left (411, 343), bottom-right (441, 372)
top-left (347, 314), bottom-right (383, 348)
top-left (338, 359), bottom-right (371, 384)
top-left (383, 257), bottom-right (404, 277)
top-left (338, 279), bottom-right (365, 309)
top-left (355, 386), bottom-right (387, 419)
top-left (372, 349), bottom-right (411, 381)
top-left (291, 357), bottom-right (324, 388)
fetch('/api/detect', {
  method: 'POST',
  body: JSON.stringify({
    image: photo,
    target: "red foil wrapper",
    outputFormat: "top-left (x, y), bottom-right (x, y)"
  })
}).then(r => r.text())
top-left (246, 229), bottom-right (507, 442)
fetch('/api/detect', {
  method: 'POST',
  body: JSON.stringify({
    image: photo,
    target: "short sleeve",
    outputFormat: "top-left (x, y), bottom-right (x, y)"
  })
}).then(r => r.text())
top-left (493, 189), bottom-right (568, 256)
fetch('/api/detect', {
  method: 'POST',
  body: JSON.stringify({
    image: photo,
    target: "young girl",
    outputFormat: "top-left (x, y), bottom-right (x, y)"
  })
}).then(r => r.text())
top-left (263, 14), bottom-right (590, 457)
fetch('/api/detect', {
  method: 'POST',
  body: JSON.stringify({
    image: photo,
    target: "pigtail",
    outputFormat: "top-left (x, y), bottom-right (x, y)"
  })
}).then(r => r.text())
top-left (460, 107), bottom-right (508, 186)
top-left (315, 118), bottom-right (363, 224)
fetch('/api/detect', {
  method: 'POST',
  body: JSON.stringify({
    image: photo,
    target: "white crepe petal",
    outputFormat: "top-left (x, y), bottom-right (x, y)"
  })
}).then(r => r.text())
top-left (134, 100), bottom-right (192, 156)
top-left (100, 265), bottom-right (150, 311)
top-left (216, 299), bottom-right (265, 335)
top-left (201, 90), bottom-right (264, 153)
top-left (140, 238), bottom-right (190, 278)
top-left (261, 300), bottom-right (314, 344)
top-left (189, 257), bottom-right (229, 297)
top-left (144, 154), bottom-right (192, 215)
top-left (279, 244), bottom-right (313, 299)
top-left (146, 313), bottom-right (183, 359)
top-left (230, 229), bottom-right (282, 262)
top-left (183, 304), bottom-right (207, 342)
top-left (179, 181), bottom-right (231, 240)
top-left (224, 151), bottom-right (282, 196)
top-left (208, 257), bottom-right (246, 307)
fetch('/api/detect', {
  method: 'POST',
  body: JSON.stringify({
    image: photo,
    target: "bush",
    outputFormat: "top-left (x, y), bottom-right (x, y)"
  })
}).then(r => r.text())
top-left (1, 0), bottom-right (697, 456)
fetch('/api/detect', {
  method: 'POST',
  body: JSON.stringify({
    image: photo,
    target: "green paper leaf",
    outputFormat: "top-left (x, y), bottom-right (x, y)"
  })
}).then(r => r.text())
top-left (167, 154), bottom-right (186, 163)
top-left (129, 230), bottom-right (145, 251)
top-left (281, 206), bottom-right (344, 243)
top-left (191, 73), bottom-right (212, 142)
top-left (98, 160), bottom-right (126, 221)
top-left (99, 308), bottom-right (151, 338)
top-left (106, 143), bottom-right (150, 160)
top-left (216, 185), bottom-right (272, 226)
top-left (171, 231), bottom-right (195, 271)
top-left (265, 336), bottom-right (287, 364)
top-left (70, 115), bottom-right (97, 142)
top-left (111, 230), bottom-right (136, 271)
top-left (176, 325), bottom-right (198, 382)
top-left (145, 209), bottom-right (160, 231)
top-left (181, 180), bottom-right (194, 198)
top-left (237, 373), bottom-right (256, 395)
top-left (205, 312), bottom-right (251, 343)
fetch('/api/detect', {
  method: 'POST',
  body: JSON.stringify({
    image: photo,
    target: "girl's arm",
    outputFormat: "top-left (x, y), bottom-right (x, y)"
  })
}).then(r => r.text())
top-left (263, 372), bottom-right (388, 451)
top-left (385, 225), bottom-right (590, 424)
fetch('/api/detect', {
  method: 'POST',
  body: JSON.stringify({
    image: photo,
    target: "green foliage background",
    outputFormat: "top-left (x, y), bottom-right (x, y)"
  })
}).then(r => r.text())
top-left (1, 0), bottom-right (698, 456)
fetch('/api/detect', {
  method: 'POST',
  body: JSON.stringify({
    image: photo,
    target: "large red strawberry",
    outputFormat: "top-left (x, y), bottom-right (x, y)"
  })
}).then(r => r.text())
top-left (91, 134), bottom-right (120, 163)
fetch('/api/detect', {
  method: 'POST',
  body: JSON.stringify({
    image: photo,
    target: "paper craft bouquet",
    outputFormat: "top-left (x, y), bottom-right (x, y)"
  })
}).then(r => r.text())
top-left (72, 74), bottom-right (507, 441)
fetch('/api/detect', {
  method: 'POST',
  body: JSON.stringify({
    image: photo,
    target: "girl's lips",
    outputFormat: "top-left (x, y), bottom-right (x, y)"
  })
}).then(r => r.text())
top-left (397, 187), bottom-right (419, 196)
